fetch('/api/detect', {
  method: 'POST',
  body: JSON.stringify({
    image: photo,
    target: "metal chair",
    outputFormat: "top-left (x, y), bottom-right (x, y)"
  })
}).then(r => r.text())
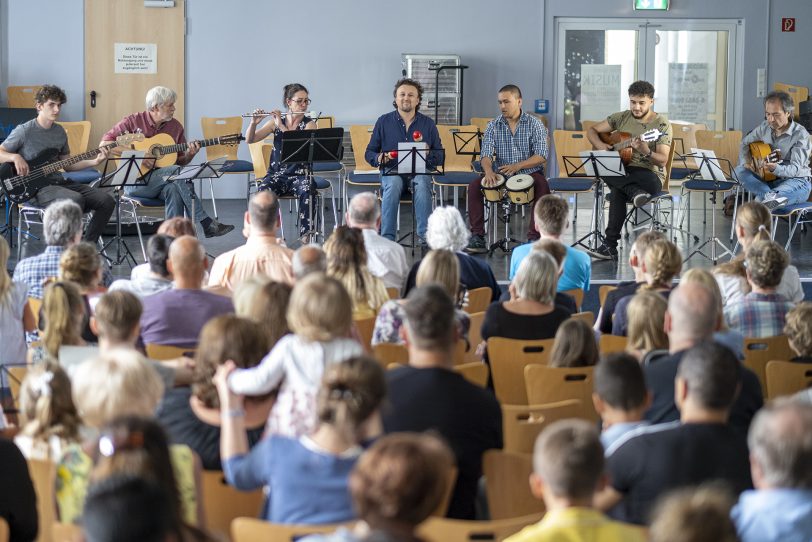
top-left (201, 116), bottom-right (254, 220)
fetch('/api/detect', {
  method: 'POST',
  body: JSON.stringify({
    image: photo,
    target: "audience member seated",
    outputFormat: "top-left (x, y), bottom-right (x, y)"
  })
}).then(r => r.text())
top-left (549, 318), bottom-right (599, 368)
top-left (57, 241), bottom-right (105, 341)
top-left (500, 239), bottom-right (579, 313)
top-left (140, 236), bottom-right (233, 348)
top-left (110, 234), bottom-right (173, 298)
top-left (598, 342), bottom-right (753, 525)
top-left (208, 192), bottom-right (295, 290)
top-left (218, 355), bottom-right (385, 525)
top-left (714, 202), bottom-right (803, 307)
top-left (325, 225), bottom-right (389, 319)
top-left (595, 231), bottom-right (664, 334)
top-left (346, 192), bottom-right (409, 291)
top-left (724, 239), bottom-right (794, 338)
top-left (0, 237), bottom-right (35, 368)
top-left (643, 282), bottom-right (763, 435)
top-left (649, 486), bottom-right (738, 542)
top-left (302, 433), bottom-right (455, 542)
top-left (90, 416), bottom-right (213, 539)
top-left (28, 280), bottom-right (86, 363)
top-left (292, 243), bottom-right (327, 281)
top-left (227, 274), bottom-right (363, 437)
top-left (130, 217), bottom-right (196, 280)
top-left (373, 249), bottom-right (470, 346)
top-left (592, 353), bottom-right (651, 452)
top-left (0, 437), bottom-right (38, 541)
top-left (731, 400), bottom-right (812, 542)
top-left (157, 315), bottom-right (271, 471)
top-left (233, 277), bottom-right (292, 349)
top-left (681, 268), bottom-right (745, 359)
top-left (625, 290), bottom-right (668, 362)
top-left (612, 238), bottom-right (681, 336)
top-left (383, 284), bottom-right (502, 519)
top-left (505, 420), bottom-right (645, 542)
top-left (403, 206), bottom-right (500, 302)
top-left (784, 302), bottom-right (812, 363)
top-left (509, 195), bottom-right (591, 293)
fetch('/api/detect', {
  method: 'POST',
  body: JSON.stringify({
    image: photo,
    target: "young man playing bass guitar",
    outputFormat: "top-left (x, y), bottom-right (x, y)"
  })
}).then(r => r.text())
top-left (587, 80), bottom-right (672, 260)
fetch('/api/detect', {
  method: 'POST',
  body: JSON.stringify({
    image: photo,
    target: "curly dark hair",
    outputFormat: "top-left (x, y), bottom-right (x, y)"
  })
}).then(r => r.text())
top-left (628, 80), bottom-right (655, 99)
top-left (35, 84), bottom-right (67, 105)
top-left (393, 78), bottom-right (423, 111)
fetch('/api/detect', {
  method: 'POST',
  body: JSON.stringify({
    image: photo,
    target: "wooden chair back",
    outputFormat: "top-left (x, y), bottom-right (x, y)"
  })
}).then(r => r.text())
top-left (743, 335), bottom-right (793, 396)
top-left (0, 518), bottom-right (7, 542)
top-left (7, 365), bottom-right (29, 410)
top-left (201, 470), bottom-right (264, 540)
top-left (487, 337), bottom-right (554, 404)
top-left (502, 400), bottom-right (583, 454)
top-left (671, 122), bottom-right (707, 169)
top-left (354, 316), bottom-right (376, 352)
top-left (465, 287), bottom-right (492, 314)
top-left (663, 135), bottom-right (677, 189)
top-left (560, 288), bottom-right (584, 311)
top-left (386, 287), bottom-right (400, 299)
top-left (765, 360), bottom-right (812, 399)
top-left (201, 116), bottom-right (243, 161)
top-left (483, 450), bottom-right (545, 520)
top-left (552, 130), bottom-right (593, 178)
top-left (469, 117), bottom-right (492, 135)
top-left (598, 285), bottom-right (616, 309)
top-left (570, 311), bottom-right (594, 327)
top-left (454, 362), bottom-right (489, 388)
top-left (464, 311), bottom-right (486, 363)
top-left (349, 125), bottom-right (376, 172)
top-left (248, 141), bottom-right (273, 179)
top-left (372, 343), bottom-right (409, 368)
top-left (438, 125), bottom-right (479, 171)
top-left (231, 517), bottom-right (348, 542)
top-left (28, 297), bottom-right (42, 331)
top-left (774, 82), bottom-right (809, 120)
top-left (599, 334), bottom-right (628, 355)
top-left (7, 85), bottom-right (42, 108)
top-left (694, 130), bottom-right (743, 176)
top-left (56, 121), bottom-right (91, 154)
top-left (524, 365), bottom-right (598, 422)
top-left (28, 459), bottom-right (57, 542)
top-left (315, 115), bottom-right (335, 128)
top-left (145, 344), bottom-right (195, 361)
top-left (579, 119), bottom-right (599, 132)
top-left (417, 513), bottom-right (544, 542)
top-left (51, 523), bottom-right (82, 542)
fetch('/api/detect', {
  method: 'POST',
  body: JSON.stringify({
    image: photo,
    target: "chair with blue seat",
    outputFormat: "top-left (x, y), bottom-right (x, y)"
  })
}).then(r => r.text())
top-left (57, 121), bottom-right (102, 184)
top-left (548, 130), bottom-right (596, 224)
top-left (345, 125), bottom-right (381, 211)
top-left (623, 137), bottom-right (677, 240)
top-left (669, 123), bottom-right (706, 184)
top-left (201, 116), bottom-right (254, 219)
top-left (433, 124), bottom-right (481, 209)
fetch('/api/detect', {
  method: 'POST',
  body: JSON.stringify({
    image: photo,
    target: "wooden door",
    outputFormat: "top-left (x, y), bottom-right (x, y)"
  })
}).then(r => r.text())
top-left (84, 0), bottom-right (185, 146)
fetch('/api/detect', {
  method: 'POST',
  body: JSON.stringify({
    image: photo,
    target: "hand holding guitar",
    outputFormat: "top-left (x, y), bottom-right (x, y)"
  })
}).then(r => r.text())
top-left (10, 154), bottom-right (29, 176)
top-left (630, 136), bottom-right (650, 156)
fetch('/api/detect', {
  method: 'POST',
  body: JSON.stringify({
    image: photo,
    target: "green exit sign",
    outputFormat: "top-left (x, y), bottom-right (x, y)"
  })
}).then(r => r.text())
top-left (634, 0), bottom-right (670, 9)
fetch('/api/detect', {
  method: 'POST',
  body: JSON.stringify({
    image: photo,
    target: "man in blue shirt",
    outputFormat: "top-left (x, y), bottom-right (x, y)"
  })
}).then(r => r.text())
top-left (465, 84), bottom-right (550, 253)
top-left (365, 78), bottom-right (442, 243)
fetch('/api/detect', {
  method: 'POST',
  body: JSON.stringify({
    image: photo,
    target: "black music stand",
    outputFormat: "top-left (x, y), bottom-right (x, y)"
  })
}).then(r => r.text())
top-left (381, 145), bottom-right (445, 254)
top-left (278, 127), bottom-right (344, 243)
top-left (98, 154), bottom-right (150, 267)
top-left (166, 157), bottom-right (229, 238)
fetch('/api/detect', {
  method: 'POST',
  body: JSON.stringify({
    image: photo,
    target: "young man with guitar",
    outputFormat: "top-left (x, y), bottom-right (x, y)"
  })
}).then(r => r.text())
top-left (0, 84), bottom-right (115, 243)
top-left (100, 86), bottom-right (234, 238)
top-left (735, 90), bottom-right (811, 211)
top-left (587, 80), bottom-right (672, 260)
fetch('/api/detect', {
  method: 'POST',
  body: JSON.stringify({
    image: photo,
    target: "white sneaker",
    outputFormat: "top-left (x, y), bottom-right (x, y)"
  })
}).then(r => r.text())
top-left (762, 192), bottom-right (788, 210)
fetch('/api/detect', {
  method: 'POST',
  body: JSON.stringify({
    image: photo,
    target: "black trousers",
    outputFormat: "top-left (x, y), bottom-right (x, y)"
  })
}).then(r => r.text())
top-left (32, 177), bottom-right (116, 243)
top-left (603, 166), bottom-right (662, 247)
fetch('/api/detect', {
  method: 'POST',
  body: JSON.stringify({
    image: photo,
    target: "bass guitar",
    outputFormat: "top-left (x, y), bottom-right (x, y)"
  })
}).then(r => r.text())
top-left (0, 132), bottom-right (144, 204)
top-left (598, 126), bottom-right (668, 164)
top-left (129, 133), bottom-right (244, 175)
top-left (748, 141), bottom-right (782, 182)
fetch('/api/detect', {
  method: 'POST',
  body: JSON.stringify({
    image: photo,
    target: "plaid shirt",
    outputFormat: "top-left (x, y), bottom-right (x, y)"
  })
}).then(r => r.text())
top-left (13, 245), bottom-right (113, 299)
top-left (480, 112), bottom-right (548, 175)
top-left (723, 292), bottom-right (794, 339)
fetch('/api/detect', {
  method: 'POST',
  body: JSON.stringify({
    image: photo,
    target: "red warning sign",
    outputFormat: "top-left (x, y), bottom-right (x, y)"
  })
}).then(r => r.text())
top-left (782, 18), bottom-right (795, 32)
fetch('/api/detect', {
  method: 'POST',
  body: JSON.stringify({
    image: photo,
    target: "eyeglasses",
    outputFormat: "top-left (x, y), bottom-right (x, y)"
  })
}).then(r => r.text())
top-left (765, 112), bottom-right (786, 119)
top-left (290, 98), bottom-right (311, 105)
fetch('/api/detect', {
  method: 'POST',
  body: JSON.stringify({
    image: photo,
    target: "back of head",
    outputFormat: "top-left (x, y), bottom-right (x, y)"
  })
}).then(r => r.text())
top-left (532, 238), bottom-right (566, 270)
top-left (232, 275), bottom-right (271, 316)
top-left (627, 290), bottom-right (669, 353)
top-left (43, 199), bottom-right (83, 247)
top-left (513, 250), bottom-right (558, 305)
top-left (533, 195), bottom-right (568, 237)
top-left (94, 290), bottom-right (143, 343)
top-left (19, 361), bottom-right (80, 444)
top-left (157, 217), bottom-right (196, 238)
top-left (416, 249), bottom-right (460, 300)
top-left (41, 280), bottom-right (86, 358)
top-left (649, 486), bottom-right (738, 542)
top-left (632, 231), bottom-right (666, 265)
top-left (642, 238), bottom-right (682, 290)
top-left (59, 241), bottom-right (101, 289)
top-left (146, 234), bottom-right (173, 278)
top-left (234, 278), bottom-right (291, 347)
top-left (403, 284), bottom-right (456, 353)
top-left (549, 318), bottom-right (599, 368)
top-left (248, 191), bottom-right (280, 233)
top-left (168, 235), bottom-right (205, 282)
top-left (736, 201), bottom-right (772, 243)
top-left (325, 226), bottom-right (385, 309)
top-left (784, 302), bottom-right (812, 358)
top-left (72, 348), bottom-right (165, 428)
top-left (426, 206), bottom-right (470, 251)
top-left (287, 273), bottom-right (352, 342)
top-left (748, 399), bottom-right (812, 489)
top-left (350, 432), bottom-right (454, 528)
top-left (594, 353), bottom-right (647, 411)
top-left (193, 315), bottom-right (270, 409)
top-left (533, 419), bottom-right (604, 501)
top-left (317, 356), bottom-right (386, 440)
top-left (677, 342), bottom-right (741, 411)
top-left (745, 239), bottom-right (788, 289)
top-left (347, 192), bottom-right (380, 227)
top-left (667, 282), bottom-right (717, 343)
top-left (292, 244), bottom-right (327, 280)
top-left (680, 268), bottom-right (724, 320)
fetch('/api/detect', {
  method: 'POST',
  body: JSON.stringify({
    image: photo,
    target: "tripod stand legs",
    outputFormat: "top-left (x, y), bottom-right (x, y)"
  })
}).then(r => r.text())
top-left (100, 188), bottom-right (137, 268)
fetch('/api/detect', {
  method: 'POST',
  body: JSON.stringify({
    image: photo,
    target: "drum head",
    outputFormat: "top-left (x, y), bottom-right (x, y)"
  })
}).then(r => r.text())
top-left (506, 174), bottom-right (533, 190)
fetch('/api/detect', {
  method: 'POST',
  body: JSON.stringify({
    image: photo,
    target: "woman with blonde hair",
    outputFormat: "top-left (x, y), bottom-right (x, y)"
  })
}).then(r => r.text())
top-left (625, 290), bottom-right (669, 362)
top-left (549, 318), bottom-right (599, 368)
top-left (233, 277), bottom-right (292, 349)
top-left (29, 281), bottom-right (86, 363)
top-left (681, 268), bottom-right (744, 359)
top-left (0, 236), bottom-right (35, 370)
top-left (59, 241), bottom-right (105, 341)
top-left (325, 226), bottom-right (389, 319)
top-left (714, 201), bottom-right (803, 306)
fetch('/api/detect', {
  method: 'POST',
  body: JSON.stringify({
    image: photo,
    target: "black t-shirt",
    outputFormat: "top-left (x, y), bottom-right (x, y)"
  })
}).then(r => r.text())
top-left (598, 281), bottom-right (641, 334)
top-left (608, 422), bottom-right (752, 525)
top-left (382, 366), bottom-right (503, 520)
top-left (643, 347), bottom-right (764, 436)
top-left (0, 438), bottom-right (38, 542)
top-left (498, 289), bottom-right (577, 315)
top-left (481, 301), bottom-right (571, 342)
top-left (403, 252), bottom-right (501, 302)
top-left (156, 387), bottom-right (265, 471)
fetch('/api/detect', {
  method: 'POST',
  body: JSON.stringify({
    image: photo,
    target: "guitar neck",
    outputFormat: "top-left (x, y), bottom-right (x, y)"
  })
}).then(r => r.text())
top-left (36, 142), bottom-right (116, 176)
top-left (157, 137), bottom-right (224, 156)
top-left (612, 138), bottom-right (636, 151)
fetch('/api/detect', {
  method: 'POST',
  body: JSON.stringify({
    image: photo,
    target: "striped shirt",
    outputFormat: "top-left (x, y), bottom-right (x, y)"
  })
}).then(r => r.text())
top-left (480, 112), bottom-right (548, 175)
top-left (724, 292), bottom-right (794, 339)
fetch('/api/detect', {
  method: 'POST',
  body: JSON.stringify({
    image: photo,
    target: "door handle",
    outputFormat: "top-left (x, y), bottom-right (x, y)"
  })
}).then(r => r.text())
top-left (90, 90), bottom-right (97, 108)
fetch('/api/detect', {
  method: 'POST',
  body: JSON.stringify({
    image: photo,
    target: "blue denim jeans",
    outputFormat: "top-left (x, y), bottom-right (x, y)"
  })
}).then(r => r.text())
top-left (125, 165), bottom-right (208, 223)
top-left (735, 166), bottom-right (811, 205)
top-left (380, 174), bottom-right (432, 241)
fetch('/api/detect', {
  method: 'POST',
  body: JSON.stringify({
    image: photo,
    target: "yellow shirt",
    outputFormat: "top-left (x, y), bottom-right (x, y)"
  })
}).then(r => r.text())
top-left (505, 507), bottom-right (646, 542)
top-left (208, 235), bottom-right (295, 289)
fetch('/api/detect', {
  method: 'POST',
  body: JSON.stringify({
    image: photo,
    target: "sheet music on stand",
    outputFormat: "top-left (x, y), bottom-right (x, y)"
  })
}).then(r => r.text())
top-left (690, 148), bottom-right (730, 182)
top-left (104, 150), bottom-right (149, 188)
top-left (578, 150), bottom-right (626, 178)
top-left (166, 156), bottom-right (229, 182)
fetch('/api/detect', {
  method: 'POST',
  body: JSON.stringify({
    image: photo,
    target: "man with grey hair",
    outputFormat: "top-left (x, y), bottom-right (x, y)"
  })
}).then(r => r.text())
top-left (291, 244), bottom-right (326, 280)
top-left (100, 85), bottom-right (233, 237)
top-left (208, 191), bottom-right (293, 289)
top-left (735, 90), bottom-right (812, 210)
top-left (731, 400), bottom-right (812, 541)
top-left (345, 191), bottom-right (408, 290)
top-left (13, 199), bottom-right (111, 298)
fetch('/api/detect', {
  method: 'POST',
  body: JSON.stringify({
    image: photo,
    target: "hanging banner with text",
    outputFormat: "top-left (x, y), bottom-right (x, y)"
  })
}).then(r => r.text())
top-left (668, 62), bottom-right (708, 125)
top-left (114, 43), bottom-right (158, 74)
top-left (580, 64), bottom-right (622, 124)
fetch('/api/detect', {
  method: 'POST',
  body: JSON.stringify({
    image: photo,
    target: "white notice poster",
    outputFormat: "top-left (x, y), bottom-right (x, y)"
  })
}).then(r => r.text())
top-left (114, 43), bottom-right (158, 74)
top-left (668, 63), bottom-right (708, 125)
top-left (580, 64), bottom-right (622, 124)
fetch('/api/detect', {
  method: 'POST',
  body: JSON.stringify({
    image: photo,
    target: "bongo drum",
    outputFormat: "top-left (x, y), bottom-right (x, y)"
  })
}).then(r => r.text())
top-left (480, 174), bottom-right (507, 203)
top-left (506, 174), bottom-right (535, 205)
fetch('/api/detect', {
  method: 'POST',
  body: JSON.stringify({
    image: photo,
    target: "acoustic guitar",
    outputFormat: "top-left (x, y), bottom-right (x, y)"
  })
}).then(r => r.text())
top-left (128, 133), bottom-right (244, 175)
top-left (0, 132), bottom-right (143, 204)
top-left (598, 126), bottom-right (668, 164)
top-left (748, 141), bottom-right (781, 182)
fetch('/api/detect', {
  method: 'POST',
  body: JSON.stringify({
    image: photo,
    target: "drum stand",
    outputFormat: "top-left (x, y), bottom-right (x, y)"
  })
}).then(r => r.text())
top-left (488, 197), bottom-right (521, 255)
